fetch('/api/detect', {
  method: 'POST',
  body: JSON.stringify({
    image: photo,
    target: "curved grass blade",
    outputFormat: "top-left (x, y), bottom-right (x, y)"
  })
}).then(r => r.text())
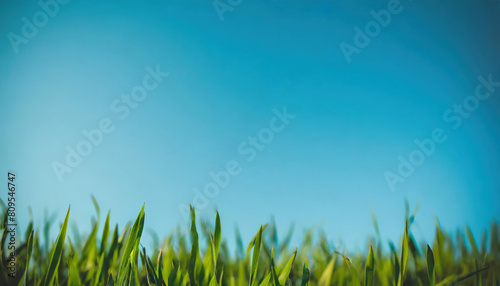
top-left (339, 253), bottom-right (361, 286)
top-left (278, 249), bottom-right (297, 285)
top-left (43, 205), bottom-right (70, 286)
top-left (250, 225), bottom-right (263, 286)
top-left (157, 250), bottom-right (165, 286)
top-left (247, 224), bottom-right (267, 253)
top-left (117, 204), bottom-right (145, 285)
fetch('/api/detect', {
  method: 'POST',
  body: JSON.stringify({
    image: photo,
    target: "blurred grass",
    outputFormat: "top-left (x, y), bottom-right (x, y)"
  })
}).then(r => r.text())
top-left (0, 198), bottom-right (498, 286)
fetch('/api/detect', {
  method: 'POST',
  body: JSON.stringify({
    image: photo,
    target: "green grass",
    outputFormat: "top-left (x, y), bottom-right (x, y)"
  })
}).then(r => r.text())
top-left (0, 198), bottom-right (498, 286)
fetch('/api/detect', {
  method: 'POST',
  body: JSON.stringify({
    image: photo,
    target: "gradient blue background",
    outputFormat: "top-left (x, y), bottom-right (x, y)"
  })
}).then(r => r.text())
top-left (1, 0), bottom-right (499, 252)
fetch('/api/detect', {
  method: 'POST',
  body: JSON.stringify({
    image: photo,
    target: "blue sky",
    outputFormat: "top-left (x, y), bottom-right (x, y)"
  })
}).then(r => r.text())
top-left (1, 0), bottom-right (499, 252)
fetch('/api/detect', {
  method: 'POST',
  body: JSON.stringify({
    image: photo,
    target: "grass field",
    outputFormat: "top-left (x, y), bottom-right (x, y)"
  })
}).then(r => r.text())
top-left (0, 198), bottom-right (498, 285)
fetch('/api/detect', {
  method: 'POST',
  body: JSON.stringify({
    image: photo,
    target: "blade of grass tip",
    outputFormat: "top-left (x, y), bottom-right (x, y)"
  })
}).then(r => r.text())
top-left (426, 245), bottom-right (435, 286)
top-left (100, 211), bottom-right (110, 255)
top-left (118, 222), bottom-right (131, 244)
top-left (410, 201), bottom-right (421, 224)
top-left (278, 249), bottom-right (297, 285)
top-left (106, 225), bottom-right (119, 264)
top-left (212, 211), bottom-right (221, 271)
top-left (188, 206), bottom-right (199, 286)
top-left (365, 245), bottom-right (375, 286)
top-left (339, 253), bottom-right (361, 286)
top-left (117, 204), bottom-right (145, 285)
top-left (270, 248), bottom-right (280, 286)
top-left (43, 205), bottom-right (70, 286)
top-left (91, 194), bottom-right (100, 220)
top-left (371, 211), bottom-right (381, 239)
top-left (279, 224), bottom-right (295, 253)
top-left (157, 250), bottom-right (164, 286)
top-left (301, 258), bottom-right (310, 286)
top-left (209, 275), bottom-right (217, 286)
top-left (404, 200), bottom-right (409, 221)
top-left (259, 272), bottom-right (272, 286)
top-left (250, 225), bottom-right (263, 286)
top-left (247, 224), bottom-right (268, 253)
top-left (318, 254), bottom-right (336, 286)
top-left (399, 221), bottom-right (409, 286)
top-left (235, 227), bottom-right (244, 259)
top-left (480, 230), bottom-right (487, 255)
top-left (466, 225), bottom-right (479, 256)
top-left (23, 230), bottom-right (34, 286)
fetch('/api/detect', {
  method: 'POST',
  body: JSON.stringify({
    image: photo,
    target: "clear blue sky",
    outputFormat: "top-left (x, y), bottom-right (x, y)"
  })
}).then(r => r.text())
top-left (1, 0), bottom-right (499, 252)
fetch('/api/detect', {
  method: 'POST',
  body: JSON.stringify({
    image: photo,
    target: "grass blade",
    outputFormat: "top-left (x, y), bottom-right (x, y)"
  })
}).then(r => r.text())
top-left (365, 245), bottom-right (374, 286)
top-left (278, 249), bottom-right (296, 285)
top-left (43, 206), bottom-right (70, 286)
top-left (250, 225), bottom-right (263, 286)
top-left (426, 245), bottom-right (435, 286)
top-left (117, 204), bottom-right (145, 285)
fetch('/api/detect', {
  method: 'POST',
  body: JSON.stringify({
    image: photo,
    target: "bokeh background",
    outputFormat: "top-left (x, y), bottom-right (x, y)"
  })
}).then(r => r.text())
top-left (1, 0), bottom-right (499, 252)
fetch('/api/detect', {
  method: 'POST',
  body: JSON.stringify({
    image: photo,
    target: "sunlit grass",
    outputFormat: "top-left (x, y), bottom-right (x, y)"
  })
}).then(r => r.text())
top-left (1, 197), bottom-right (498, 285)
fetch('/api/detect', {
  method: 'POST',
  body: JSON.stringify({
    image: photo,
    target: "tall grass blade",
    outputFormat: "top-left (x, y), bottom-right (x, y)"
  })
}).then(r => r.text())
top-left (43, 206), bottom-right (70, 286)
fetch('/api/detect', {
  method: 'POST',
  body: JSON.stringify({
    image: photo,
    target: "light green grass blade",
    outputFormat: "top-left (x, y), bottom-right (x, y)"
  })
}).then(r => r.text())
top-left (117, 204), bottom-right (145, 285)
top-left (247, 224), bottom-right (267, 253)
top-left (365, 245), bottom-right (374, 286)
top-left (259, 272), bottom-right (271, 286)
top-left (68, 256), bottom-right (81, 286)
top-left (278, 249), bottom-right (296, 285)
top-left (339, 253), bottom-right (361, 286)
top-left (209, 275), bottom-right (217, 286)
top-left (399, 221), bottom-right (408, 286)
top-left (91, 194), bottom-right (100, 220)
top-left (43, 205), bottom-right (70, 286)
top-left (318, 254), bottom-right (336, 286)
top-left (250, 225), bottom-right (263, 286)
